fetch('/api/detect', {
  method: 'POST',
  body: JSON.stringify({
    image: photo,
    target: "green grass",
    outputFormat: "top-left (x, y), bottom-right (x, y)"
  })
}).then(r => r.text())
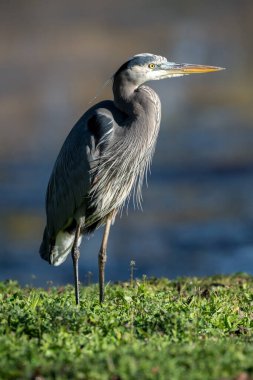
top-left (0, 274), bottom-right (253, 380)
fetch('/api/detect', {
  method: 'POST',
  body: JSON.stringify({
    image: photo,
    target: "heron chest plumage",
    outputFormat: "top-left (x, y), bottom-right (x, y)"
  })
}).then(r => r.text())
top-left (85, 85), bottom-right (161, 227)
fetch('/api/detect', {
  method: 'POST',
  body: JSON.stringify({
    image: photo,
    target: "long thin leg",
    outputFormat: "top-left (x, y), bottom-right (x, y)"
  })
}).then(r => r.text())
top-left (99, 215), bottom-right (112, 303)
top-left (71, 223), bottom-right (81, 305)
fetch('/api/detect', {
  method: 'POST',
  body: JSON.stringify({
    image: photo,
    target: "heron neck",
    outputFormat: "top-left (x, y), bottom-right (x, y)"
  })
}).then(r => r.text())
top-left (112, 75), bottom-right (140, 116)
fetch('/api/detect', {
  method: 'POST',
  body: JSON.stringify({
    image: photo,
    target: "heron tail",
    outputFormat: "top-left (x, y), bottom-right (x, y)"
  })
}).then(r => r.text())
top-left (39, 226), bottom-right (82, 266)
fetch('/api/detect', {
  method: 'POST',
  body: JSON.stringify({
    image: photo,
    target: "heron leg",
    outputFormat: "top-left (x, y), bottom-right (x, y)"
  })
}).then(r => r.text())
top-left (71, 223), bottom-right (81, 305)
top-left (99, 215), bottom-right (112, 303)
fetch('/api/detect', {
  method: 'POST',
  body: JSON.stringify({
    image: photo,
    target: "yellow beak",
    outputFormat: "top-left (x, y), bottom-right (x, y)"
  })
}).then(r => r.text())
top-left (161, 62), bottom-right (225, 76)
top-left (175, 64), bottom-right (225, 74)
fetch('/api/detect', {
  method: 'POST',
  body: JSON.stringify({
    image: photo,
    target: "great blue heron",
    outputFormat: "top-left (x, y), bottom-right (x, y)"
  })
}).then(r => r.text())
top-left (40, 53), bottom-right (224, 304)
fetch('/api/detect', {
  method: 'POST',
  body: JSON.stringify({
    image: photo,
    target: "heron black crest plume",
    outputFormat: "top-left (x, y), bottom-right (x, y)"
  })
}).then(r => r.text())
top-left (39, 53), bottom-right (224, 304)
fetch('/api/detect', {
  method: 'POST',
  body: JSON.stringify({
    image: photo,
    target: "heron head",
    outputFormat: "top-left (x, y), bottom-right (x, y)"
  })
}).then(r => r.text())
top-left (114, 53), bottom-right (224, 86)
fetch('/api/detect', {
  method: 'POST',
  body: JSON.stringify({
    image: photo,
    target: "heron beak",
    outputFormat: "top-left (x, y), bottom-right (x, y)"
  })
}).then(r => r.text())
top-left (161, 62), bottom-right (225, 77)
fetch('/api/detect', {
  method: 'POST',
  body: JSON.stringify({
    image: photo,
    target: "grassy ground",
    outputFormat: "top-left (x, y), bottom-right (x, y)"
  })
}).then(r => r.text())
top-left (0, 274), bottom-right (253, 380)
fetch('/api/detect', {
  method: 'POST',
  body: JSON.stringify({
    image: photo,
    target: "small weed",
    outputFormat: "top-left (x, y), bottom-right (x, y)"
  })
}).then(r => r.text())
top-left (130, 260), bottom-right (136, 287)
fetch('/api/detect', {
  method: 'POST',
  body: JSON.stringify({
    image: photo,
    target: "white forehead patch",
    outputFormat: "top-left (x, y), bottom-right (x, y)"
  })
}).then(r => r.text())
top-left (132, 53), bottom-right (167, 63)
top-left (133, 53), bottom-right (154, 58)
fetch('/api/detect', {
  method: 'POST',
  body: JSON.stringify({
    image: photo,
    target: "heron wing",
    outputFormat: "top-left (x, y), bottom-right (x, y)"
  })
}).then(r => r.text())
top-left (45, 103), bottom-right (115, 238)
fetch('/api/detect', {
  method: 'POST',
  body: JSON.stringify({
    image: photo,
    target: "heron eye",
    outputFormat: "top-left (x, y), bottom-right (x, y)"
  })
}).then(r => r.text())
top-left (148, 63), bottom-right (156, 69)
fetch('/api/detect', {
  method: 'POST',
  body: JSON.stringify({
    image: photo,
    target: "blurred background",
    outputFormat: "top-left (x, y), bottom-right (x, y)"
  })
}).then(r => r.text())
top-left (1, 0), bottom-right (253, 286)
